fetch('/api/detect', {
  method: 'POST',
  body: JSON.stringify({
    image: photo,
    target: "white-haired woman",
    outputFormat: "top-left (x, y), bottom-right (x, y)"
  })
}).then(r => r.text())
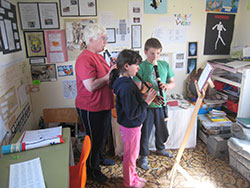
top-left (75, 23), bottom-right (116, 183)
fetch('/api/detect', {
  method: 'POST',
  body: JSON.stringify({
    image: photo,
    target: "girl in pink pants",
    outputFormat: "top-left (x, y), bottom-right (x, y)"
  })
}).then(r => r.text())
top-left (109, 50), bottom-right (158, 187)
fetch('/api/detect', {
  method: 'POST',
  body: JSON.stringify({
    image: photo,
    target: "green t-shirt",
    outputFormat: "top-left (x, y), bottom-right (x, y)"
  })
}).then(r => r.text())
top-left (133, 59), bottom-right (174, 108)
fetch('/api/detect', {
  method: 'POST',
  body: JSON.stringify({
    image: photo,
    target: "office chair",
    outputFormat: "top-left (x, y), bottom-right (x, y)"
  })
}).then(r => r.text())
top-left (70, 135), bottom-right (91, 188)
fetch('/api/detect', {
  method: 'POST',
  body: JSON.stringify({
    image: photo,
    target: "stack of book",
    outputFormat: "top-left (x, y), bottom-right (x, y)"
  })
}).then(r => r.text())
top-left (236, 117), bottom-right (250, 128)
top-left (207, 109), bottom-right (232, 124)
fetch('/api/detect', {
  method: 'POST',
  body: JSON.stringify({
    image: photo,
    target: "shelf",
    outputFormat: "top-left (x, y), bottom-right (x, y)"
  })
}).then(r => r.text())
top-left (212, 75), bottom-right (241, 88)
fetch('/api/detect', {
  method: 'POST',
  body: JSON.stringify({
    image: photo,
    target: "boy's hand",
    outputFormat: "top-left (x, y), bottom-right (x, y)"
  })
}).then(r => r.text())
top-left (159, 82), bottom-right (168, 92)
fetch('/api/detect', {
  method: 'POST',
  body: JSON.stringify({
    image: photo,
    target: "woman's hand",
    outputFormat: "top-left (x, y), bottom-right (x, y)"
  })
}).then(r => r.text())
top-left (144, 88), bottom-right (157, 105)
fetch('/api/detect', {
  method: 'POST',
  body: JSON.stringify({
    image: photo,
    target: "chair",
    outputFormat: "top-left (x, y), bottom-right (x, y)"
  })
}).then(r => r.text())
top-left (70, 135), bottom-right (91, 188)
top-left (43, 108), bottom-right (80, 138)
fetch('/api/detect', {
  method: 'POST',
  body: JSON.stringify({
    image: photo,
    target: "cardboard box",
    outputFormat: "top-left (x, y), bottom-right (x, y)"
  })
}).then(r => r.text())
top-left (207, 134), bottom-right (231, 159)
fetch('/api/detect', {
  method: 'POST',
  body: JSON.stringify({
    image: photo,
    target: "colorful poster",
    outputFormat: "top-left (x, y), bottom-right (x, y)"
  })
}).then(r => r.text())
top-left (57, 65), bottom-right (73, 77)
top-left (144, 0), bottom-right (167, 14)
top-left (44, 29), bottom-right (68, 63)
top-left (206, 0), bottom-right (239, 13)
top-left (204, 13), bottom-right (235, 55)
top-left (174, 14), bottom-right (192, 27)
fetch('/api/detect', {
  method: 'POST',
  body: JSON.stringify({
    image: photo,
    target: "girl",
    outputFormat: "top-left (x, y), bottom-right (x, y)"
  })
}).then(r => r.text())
top-left (109, 49), bottom-right (157, 188)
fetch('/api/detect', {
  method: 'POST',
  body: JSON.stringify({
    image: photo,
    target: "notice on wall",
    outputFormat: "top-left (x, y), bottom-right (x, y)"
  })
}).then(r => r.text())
top-left (0, 87), bottom-right (18, 126)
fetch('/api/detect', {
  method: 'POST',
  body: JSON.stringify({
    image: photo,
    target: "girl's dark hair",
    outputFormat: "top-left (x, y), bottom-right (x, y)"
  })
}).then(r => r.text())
top-left (109, 49), bottom-right (142, 89)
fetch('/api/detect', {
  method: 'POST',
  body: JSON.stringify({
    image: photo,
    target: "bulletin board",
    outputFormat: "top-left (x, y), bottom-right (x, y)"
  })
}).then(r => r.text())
top-left (0, 59), bottom-right (32, 143)
top-left (0, 0), bottom-right (22, 54)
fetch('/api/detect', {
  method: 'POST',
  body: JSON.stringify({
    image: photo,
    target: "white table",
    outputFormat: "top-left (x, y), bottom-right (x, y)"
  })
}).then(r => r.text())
top-left (112, 102), bottom-right (197, 156)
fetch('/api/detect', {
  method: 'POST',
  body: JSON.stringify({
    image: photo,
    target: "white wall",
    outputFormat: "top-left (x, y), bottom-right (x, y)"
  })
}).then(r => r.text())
top-left (12, 0), bottom-right (248, 124)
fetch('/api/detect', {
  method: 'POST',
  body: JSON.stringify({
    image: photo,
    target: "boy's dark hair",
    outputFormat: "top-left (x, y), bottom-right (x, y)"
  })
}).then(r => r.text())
top-left (109, 49), bottom-right (142, 89)
top-left (144, 38), bottom-right (162, 51)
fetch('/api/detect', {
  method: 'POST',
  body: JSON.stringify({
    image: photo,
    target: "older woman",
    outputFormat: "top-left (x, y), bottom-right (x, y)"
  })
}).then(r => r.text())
top-left (75, 23), bottom-right (116, 183)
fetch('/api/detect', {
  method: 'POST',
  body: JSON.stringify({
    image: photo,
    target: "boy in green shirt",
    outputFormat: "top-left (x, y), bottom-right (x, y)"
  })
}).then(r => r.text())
top-left (134, 38), bottom-right (175, 170)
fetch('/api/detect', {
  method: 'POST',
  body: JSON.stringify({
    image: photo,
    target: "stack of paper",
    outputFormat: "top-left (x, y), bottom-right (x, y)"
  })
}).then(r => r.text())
top-left (207, 109), bottom-right (231, 124)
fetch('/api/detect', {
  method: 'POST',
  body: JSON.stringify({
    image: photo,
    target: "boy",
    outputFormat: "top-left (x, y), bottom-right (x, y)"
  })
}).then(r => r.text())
top-left (134, 38), bottom-right (175, 170)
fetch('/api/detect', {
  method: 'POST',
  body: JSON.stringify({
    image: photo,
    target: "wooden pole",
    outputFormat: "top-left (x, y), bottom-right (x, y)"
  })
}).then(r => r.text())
top-left (169, 78), bottom-right (214, 188)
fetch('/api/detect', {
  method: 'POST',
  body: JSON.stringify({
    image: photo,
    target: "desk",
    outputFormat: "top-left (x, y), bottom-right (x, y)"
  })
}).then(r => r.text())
top-left (0, 128), bottom-right (70, 188)
top-left (112, 103), bottom-right (197, 156)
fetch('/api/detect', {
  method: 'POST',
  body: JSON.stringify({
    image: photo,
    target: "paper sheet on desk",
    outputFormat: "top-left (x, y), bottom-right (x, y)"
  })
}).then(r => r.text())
top-left (9, 157), bottom-right (46, 188)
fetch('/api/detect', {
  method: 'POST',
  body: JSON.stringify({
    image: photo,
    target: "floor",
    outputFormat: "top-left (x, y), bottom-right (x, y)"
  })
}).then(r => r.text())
top-left (74, 138), bottom-right (250, 188)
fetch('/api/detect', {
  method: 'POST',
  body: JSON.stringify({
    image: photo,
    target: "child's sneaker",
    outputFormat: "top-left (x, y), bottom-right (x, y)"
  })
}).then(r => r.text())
top-left (140, 156), bottom-right (149, 170)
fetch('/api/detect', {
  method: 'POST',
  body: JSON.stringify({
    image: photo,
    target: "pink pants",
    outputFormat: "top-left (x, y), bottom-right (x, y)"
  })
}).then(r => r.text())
top-left (120, 125), bottom-right (142, 187)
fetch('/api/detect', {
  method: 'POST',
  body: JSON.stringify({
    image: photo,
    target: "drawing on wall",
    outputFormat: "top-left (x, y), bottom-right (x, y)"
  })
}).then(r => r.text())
top-left (212, 21), bottom-right (226, 50)
top-left (174, 14), bottom-right (192, 26)
top-left (62, 80), bottom-right (77, 99)
top-left (57, 65), bottom-right (73, 77)
top-left (187, 58), bottom-right (197, 74)
top-left (31, 64), bottom-right (57, 82)
top-left (144, 0), bottom-right (167, 14)
top-left (206, 0), bottom-right (239, 13)
top-left (24, 31), bottom-right (46, 58)
top-left (204, 13), bottom-right (235, 55)
top-left (65, 18), bottom-right (96, 60)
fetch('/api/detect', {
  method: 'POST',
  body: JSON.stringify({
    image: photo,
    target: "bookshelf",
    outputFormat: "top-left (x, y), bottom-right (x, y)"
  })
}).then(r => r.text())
top-left (209, 62), bottom-right (250, 118)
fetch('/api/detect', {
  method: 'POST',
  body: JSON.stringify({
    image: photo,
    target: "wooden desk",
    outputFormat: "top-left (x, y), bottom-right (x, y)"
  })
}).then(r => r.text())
top-left (0, 128), bottom-right (70, 188)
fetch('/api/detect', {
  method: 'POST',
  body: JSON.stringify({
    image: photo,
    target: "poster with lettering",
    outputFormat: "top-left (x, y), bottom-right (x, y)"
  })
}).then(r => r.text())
top-left (204, 13), bottom-right (235, 55)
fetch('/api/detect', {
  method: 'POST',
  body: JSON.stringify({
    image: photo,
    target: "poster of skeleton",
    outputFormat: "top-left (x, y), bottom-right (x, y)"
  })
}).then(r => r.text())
top-left (204, 13), bottom-right (235, 55)
top-left (65, 18), bottom-right (96, 60)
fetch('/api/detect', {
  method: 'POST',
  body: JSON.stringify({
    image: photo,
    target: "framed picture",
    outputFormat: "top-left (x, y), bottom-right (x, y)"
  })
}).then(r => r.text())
top-left (187, 58), bottom-right (197, 74)
top-left (79, 0), bottom-right (97, 16)
top-left (18, 3), bottom-right (40, 30)
top-left (131, 25), bottom-right (141, 48)
top-left (38, 3), bottom-right (60, 29)
top-left (106, 28), bottom-right (116, 43)
top-left (31, 64), bottom-right (57, 82)
top-left (188, 42), bottom-right (197, 57)
top-left (59, 0), bottom-right (79, 17)
top-left (24, 31), bottom-right (46, 58)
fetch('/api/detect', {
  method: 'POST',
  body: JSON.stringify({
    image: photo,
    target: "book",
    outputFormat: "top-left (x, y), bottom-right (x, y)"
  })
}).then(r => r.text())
top-left (197, 63), bottom-right (214, 92)
top-left (209, 109), bottom-right (227, 116)
top-left (207, 114), bottom-right (231, 123)
top-left (236, 117), bottom-right (250, 128)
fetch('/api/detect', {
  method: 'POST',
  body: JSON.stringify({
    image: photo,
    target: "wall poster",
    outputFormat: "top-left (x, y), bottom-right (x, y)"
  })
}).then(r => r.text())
top-left (204, 13), bottom-right (235, 55)
top-left (24, 31), bottom-right (46, 58)
top-left (44, 29), bottom-right (68, 63)
top-left (31, 64), bottom-right (57, 82)
top-left (0, 1), bottom-right (22, 54)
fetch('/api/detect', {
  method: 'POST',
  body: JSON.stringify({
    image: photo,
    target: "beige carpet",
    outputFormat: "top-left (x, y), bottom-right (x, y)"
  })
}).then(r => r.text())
top-left (75, 139), bottom-right (249, 188)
